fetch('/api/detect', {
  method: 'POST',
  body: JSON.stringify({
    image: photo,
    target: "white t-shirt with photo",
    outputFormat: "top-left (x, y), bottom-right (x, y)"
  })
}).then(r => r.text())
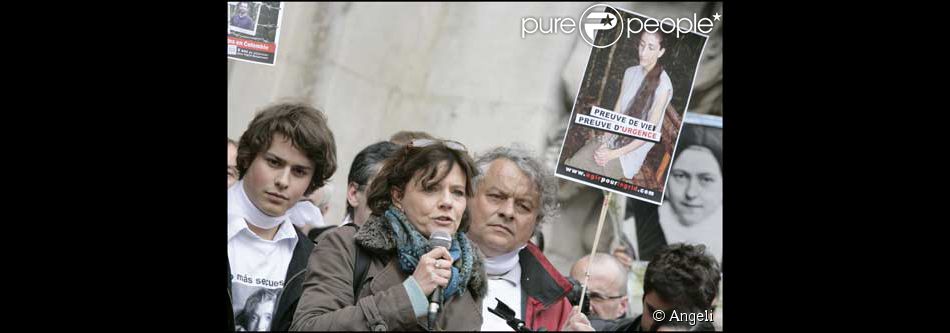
top-left (228, 183), bottom-right (298, 331)
top-left (480, 264), bottom-right (522, 332)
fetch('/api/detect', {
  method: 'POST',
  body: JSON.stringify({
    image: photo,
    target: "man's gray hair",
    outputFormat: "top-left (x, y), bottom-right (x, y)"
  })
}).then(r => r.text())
top-left (473, 144), bottom-right (559, 234)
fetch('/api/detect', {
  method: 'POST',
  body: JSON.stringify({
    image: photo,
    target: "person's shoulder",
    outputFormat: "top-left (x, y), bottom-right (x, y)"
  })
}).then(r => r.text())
top-left (625, 65), bottom-right (644, 75)
top-left (324, 224), bottom-right (357, 240)
top-left (294, 227), bottom-right (316, 249)
top-left (522, 242), bottom-right (572, 288)
top-left (313, 224), bottom-right (358, 251)
top-left (590, 318), bottom-right (620, 331)
top-left (607, 315), bottom-right (641, 331)
top-left (659, 70), bottom-right (672, 86)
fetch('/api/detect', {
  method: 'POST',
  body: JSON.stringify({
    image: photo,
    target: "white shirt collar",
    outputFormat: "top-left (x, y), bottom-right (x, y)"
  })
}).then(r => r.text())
top-left (227, 214), bottom-right (244, 241)
top-left (228, 180), bottom-right (289, 227)
top-left (273, 219), bottom-right (299, 242)
top-left (488, 260), bottom-right (521, 287)
top-left (228, 181), bottom-right (298, 245)
top-left (228, 213), bottom-right (298, 244)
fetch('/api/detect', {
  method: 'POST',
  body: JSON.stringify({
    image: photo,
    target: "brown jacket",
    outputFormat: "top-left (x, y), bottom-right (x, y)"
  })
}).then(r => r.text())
top-left (291, 215), bottom-right (488, 331)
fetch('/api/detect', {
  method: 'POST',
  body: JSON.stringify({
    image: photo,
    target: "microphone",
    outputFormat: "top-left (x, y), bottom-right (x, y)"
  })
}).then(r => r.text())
top-left (427, 230), bottom-right (452, 330)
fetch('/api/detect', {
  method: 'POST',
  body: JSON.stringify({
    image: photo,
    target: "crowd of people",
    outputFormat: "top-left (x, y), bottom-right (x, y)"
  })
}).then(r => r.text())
top-left (226, 102), bottom-right (722, 331)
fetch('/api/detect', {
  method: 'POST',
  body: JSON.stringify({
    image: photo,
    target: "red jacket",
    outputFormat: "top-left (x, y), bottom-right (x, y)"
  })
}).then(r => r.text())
top-left (519, 242), bottom-right (574, 331)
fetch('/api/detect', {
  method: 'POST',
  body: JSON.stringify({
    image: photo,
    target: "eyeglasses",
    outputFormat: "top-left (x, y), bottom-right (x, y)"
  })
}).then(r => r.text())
top-left (588, 291), bottom-right (626, 302)
top-left (407, 139), bottom-right (468, 152)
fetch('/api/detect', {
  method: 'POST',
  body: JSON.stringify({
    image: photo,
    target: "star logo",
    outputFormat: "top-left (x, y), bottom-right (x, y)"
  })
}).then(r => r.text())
top-left (713, 12), bottom-right (722, 21)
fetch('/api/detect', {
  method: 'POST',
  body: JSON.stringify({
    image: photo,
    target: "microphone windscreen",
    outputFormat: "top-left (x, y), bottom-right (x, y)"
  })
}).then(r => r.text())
top-left (429, 230), bottom-right (452, 249)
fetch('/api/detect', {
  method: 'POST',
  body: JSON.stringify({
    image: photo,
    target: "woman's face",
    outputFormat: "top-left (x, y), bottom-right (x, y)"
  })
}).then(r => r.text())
top-left (394, 162), bottom-right (467, 238)
top-left (638, 32), bottom-right (665, 70)
top-left (667, 146), bottom-right (722, 226)
top-left (248, 299), bottom-right (275, 331)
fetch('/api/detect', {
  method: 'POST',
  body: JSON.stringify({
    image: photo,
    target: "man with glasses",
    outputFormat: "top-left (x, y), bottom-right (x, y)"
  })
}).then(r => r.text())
top-left (603, 243), bottom-right (721, 331)
top-left (570, 253), bottom-right (629, 329)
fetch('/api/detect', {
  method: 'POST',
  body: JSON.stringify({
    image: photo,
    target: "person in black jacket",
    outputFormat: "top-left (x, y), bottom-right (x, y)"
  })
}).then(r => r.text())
top-left (604, 243), bottom-right (720, 332)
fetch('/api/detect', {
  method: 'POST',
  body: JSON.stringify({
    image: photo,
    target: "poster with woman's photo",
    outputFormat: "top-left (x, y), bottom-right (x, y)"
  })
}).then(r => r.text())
top-left (620, 113), bottom-right (722, 264)
top-left (227, 2), bottom-right (283, 66)
top-left (555, 7), bottom-right (709, 205)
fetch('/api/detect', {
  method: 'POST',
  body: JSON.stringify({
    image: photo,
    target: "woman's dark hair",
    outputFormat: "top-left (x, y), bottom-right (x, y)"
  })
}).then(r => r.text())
top-left (616, 31), bottom-right (667, 148)
top-left (346, 141), bottom-right (400, 218)
top-left (673, 124), bottom-right (722, 173)
top-left (366, 141), bottom-right (478, 231)
top-left (235, 288), bottom-right (280, 330)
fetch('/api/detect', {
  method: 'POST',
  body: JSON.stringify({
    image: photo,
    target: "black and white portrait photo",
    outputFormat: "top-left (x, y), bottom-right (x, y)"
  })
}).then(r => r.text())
top-left (620, 114), bottom-right (722, 264)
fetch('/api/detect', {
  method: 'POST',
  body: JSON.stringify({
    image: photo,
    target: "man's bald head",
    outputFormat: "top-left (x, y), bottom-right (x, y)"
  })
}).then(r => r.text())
top-left (571, 253), bottom-right (630, 320)
top-left (571, 253), bottom-right (628, 291)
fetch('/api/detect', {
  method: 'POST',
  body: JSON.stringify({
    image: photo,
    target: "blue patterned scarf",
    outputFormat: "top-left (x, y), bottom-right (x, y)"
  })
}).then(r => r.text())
top-left (385, 205), bottom-right (474, 299)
